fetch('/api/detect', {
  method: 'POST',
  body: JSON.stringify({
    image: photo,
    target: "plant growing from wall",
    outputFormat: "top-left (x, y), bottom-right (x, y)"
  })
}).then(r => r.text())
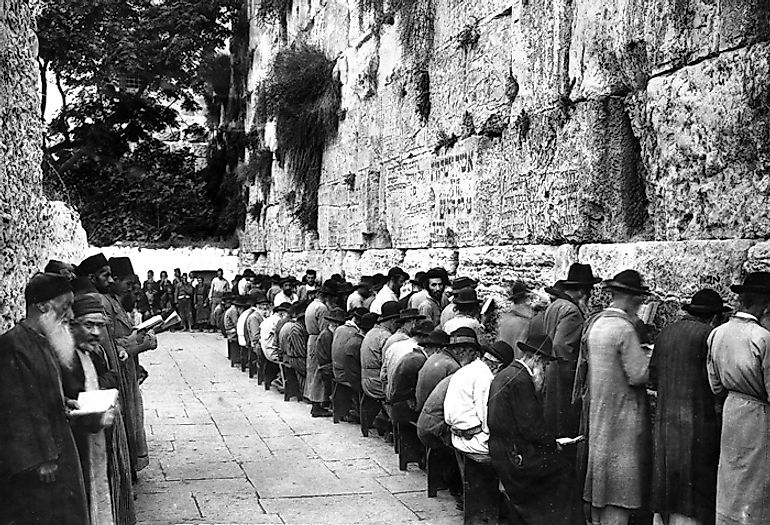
top-left (264, 43), bottom-right (341, 231)
top-left (456, 18), bottom-right (480, 52)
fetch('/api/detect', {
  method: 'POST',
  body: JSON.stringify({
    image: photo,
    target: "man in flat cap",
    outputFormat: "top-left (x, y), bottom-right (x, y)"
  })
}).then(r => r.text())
top-left (651, 289), bottom-right (729, 525)
top-left (0, 273), bottom-right (89, 525)
top-left (707, 272), bottom-right (770, 524)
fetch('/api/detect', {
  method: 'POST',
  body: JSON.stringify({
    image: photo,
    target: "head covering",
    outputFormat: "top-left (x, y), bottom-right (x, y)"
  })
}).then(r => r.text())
top-left (412, 319), bottom-right (435, 336)
top-left (485, 341), bottom-right (514, 367)
top-left (348, 307), bottom-right (369, 320)
top-left (410, 271), bottom-right (427, 285)
top-left (508, 281), bottom-right (530, 301)
top-left (232, 295), bottom-right (251, 307)
top-left (324, 308), bottom-right (346, 325)
top-left (388, 267), bottom-right (409, 281)
top-left (359, 312), bottom-right (379, 331)
top-left (603, 270), bottom-right (651, 296)
top-left (517, 332), bottom-right (556, 361)
top-left (249, 291), bottom-right (269, 305)
top-left (279, 277), bottom-right (295, 286)
top-left (398, 308), bottom-right (426, 322)
top-left (451, 276), bottom-right (477, 290)
top-left (25, 272), bottom-right (72, 304)
top-left (372, 273), bottom-right (388, 286)
top-left (71, 276), bottom-right (98, 296)
top-left (318, 279), bottom-right (340, 296)
top-left (453, 288), bottom-right (481, 305)
top-left (378, 301), bottom-right (401, 322)
top-left (555, 263), bottom-right (602, 288)
top-left (109, 257), bottom-right (135, 279)
top-left (72, 294), bottom-right (105, 318)
top-left (76, 253), bottom-right (109, 276)
top-left (356, 276), bottom-right (374, 289)
top-left (274, 302), bottom-right (292, 313)
top-left (338, 281), bottom-right (355, 295)
top-left (683, 289), bottom-right (731, 315)
top-left (423, 329), bottom-right (450, 348)
top-left (448, 327), bottom-right (480, 349)
top-left (242, 269), bottom-right (257, 279)
top-left (44, 259), bottom-right (70, 274)
top-left (290, 300), bottom-right (310, 316)
top-left (731, 272), bottom-right (770, 295)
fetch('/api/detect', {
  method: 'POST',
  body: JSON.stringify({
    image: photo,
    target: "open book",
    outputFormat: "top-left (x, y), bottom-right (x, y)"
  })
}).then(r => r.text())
top-left (135, 311), bottom-right (182, 333)
top-left (70, 388), bottom-right (119, 417)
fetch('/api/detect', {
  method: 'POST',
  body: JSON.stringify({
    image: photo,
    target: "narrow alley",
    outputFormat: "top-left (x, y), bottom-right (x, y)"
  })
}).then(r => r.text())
top-left (135, 332), bottom-right (461, 525)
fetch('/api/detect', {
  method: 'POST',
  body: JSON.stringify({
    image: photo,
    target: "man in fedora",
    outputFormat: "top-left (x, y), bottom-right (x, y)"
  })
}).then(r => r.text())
top-left (443, 287), bottom-right (485, 343)
top-left (651, 289), bottom-right (729, 525)
top-left (444, 340), bottom-right (514, 458)
top-left (498, 281), bottom-right (534, 355)
top-left (347, 276), bottom-right (375, 311)
top-left (541, 263), bottom-right (601, 439)
top-left (581, 270), bottom-right (652, 525)
top-left (225, 294), bottom-right (248, 367)
top-left (383, 308), bottom-right (427, 356)
top-left (707, 272), bottom-right (770, 525)
top-left (440, 276), bottom-right (478, 328)
top-left (312, 308), bottom-right (346, 417)
top-left (382, 319), bottom-right (434, 406)
top-left (305, 280), bottom-right (339, 408)
top-left (360, 301), bottom-right (401, 436)
top-left (416, 327), bottom-right (481, 411)
top-left (370, 267), bottom-right (410, 315)
top-left (488, 332), bottom-right (583, 525)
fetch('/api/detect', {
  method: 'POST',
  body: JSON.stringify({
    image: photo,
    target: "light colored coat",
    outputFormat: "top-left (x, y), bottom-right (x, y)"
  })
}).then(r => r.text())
top-left (304, 298), bottom-right (328, 402)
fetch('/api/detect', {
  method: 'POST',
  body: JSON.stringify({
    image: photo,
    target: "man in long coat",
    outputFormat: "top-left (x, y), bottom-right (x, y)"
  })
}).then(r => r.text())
top-left (312, 308), bottom-right (345, 417)
top-left (488, 332), bottom-right (583, 525)
top-left (541, 264), bottom-right (600, 437)
top-left (583, 270), bottom-right (651, 525)
top-left (0, 273), bottom-right (89, 525)
top-left (707, 272), bottom-right (770, 525)
top-left (305, 280), bottom-right (338, 411)
top-left (651, 289), bottom-right (727, 525)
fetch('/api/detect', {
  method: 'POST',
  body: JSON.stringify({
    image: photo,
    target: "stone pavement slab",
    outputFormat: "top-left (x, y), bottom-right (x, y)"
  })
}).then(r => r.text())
top-left (134, 332), bottom-right (461, 524)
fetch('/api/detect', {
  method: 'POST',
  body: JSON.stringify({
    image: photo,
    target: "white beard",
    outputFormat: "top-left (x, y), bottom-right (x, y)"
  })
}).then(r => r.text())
top-left (39, 309), bottom-right (77, 370)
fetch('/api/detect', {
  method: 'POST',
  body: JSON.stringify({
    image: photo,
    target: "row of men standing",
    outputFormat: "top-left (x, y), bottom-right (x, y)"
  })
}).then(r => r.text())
top-left (0, 253), bottom-right (159, 525)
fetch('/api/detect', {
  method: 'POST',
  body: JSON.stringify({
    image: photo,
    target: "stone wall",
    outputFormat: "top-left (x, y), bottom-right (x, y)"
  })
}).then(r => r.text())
top-left (240, 0), bottom-right (770, 326)
top-left (0, 1), bottom-right (88, 331)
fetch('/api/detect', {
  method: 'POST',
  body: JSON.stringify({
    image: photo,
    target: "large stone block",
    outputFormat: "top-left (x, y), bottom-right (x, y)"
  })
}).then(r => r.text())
top-left (578, 239), bottom-right (755, 299)
top-left (744, 242), bottom-right (770, 274)
top-left (457, 244), bottom-right (576, 289)
top-left (633, 42), bottom-right (770, 240)
top-left (356, 249), bottom-right (405, 276)
top-left (401, 249), bottom-right (459, 277)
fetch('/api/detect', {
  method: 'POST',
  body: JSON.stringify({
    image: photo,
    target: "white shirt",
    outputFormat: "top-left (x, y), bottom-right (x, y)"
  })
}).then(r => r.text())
top-left (237, 307), bottom-right (255, 346)
top-left (443, 315), bottom-right (485, 341)
top-left (273, 291), bottom-right (297, 307)
top-left (260, 313), bottom-right (281, 363)
top-left (444, 359), bottom-right (494, 455)
top-left (369, 286), bottom-right (398, 314)
top-left (209, 277), bottom-right (230, 300)
top-left (408, 290), bottom-right (430, 310)
top-left (238, 279), bottom-right (251, 295)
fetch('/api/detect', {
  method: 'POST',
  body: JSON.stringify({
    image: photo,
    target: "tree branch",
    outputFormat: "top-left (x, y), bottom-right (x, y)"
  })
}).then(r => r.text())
top-left (39, 58), bottom-right (49, 117)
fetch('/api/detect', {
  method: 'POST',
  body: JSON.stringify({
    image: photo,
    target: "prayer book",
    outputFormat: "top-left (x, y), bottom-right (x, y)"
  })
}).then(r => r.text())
top-left (135, 315), bottom-right (163, 332)
top-left (134, 311), bottom-right (182, 333)
top-left (157, 311), bottom-right (182, 333)
top-left (481, 297), bottom-right (494, 315)
top-left (637, 301), bottom-right (658, 324)
top-left (70, 389), bottom-right (119, 416)
top-left (556, 435), bottom-right (585, 446)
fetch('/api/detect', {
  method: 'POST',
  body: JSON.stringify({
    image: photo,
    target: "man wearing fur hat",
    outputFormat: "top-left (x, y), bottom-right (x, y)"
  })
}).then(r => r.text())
top-left (0, 273), bottom-right (89, 525)
top-left (581, 270), bottom-right (652, 525)
top-left (707, 272), bottom-right (770, 525)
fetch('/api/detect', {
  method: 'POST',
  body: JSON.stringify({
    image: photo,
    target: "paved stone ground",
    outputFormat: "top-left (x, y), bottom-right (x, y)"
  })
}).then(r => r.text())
top-left (135, 332), bottom-right (462, 525)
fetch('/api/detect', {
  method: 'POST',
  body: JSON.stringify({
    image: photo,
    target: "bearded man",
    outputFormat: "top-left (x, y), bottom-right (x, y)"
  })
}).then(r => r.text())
top-left (488, 333), bottom-right (583, 525)
top-left (0, 273), bottom-right (88, 525)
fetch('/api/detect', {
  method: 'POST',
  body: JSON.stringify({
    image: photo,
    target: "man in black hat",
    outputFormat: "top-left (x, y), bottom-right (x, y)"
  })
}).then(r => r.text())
top-left (45, 259), bottom-right (76, 280)
top-left (331, 308), bottom-right (367, 420)
top-left (581, 269), bottom-right (652, 525)
top-left (347, 276), bottom-right (375, 311)
top-left (498, 281), bottom-right (534, 355)
top-left (416, 327), bottom-right (481, 412)
top-left (341, 313), bottom-right (379, 424)
top-left (285, 301), bottom-right (310, 392)
top-left (707, 272), bottom-right (770, 524)
top-left (541, 263), bottom-right (601, 439)
top-left (370, 267), bottom-right (409, 315)
top-left (360, 301), bottom-right (402, 435)
top-left (650, 289), bottom-right (729, 525)
top-left (488, 332), bottom-right (583, 525)
top-left (273, 277), bottom-right (298, 307)
top-left (439, 276), bottom-right (478, 328)
top-left (312, 308), bottom-right (346, 417)
top-left (305, 280), bottom-right (339, 412)
top-left (0, 273), bottom-right (89, 525)
top-left (442, 287), bottom-right (485, 343)
top-left (444, 340), bottom-right (514, 457)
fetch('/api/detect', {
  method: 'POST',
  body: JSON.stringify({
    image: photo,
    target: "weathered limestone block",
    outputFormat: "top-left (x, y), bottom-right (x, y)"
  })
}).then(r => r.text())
top-left (356, 249), bottom-right (405, 276)
top-left (744, 242), bottom-right (770, 274)
top-left (402, 249), bottom-right (459, 277)
top-left (457, 244), bottom-right (576, 289)
top-left (40, 201), bottom-right (88, 264)
top-left (569, 0), bottom-right (770, 99)
top-left (433, 0), bottom-right (511, 47)
top-left (633, 42), bottom-right (770, 240)
top-left (341, 250), bottom-right (363, 281)
top-left (578, 240), bottom-right (755, 299)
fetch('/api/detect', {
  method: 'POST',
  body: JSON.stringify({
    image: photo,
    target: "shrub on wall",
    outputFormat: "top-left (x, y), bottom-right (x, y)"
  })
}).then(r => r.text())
top-left (263, 43), bottom-right (341, 231)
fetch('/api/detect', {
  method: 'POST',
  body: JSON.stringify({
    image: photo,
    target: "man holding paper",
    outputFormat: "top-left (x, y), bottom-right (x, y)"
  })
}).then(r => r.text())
top-left (0, 273), bottom-right (89, 524)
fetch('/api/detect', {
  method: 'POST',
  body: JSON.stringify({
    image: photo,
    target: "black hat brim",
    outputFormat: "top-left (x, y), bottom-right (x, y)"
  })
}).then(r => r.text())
top-left (516, 341), bottom-right (556, 361)
top-left (555, 278), bottom-right (602, 287)
top-left (682, 303), bottom-right (732, 314)
top-left (730, 284), bottom-right (770, 295)
top-left (603, 281), bottom-right (652, 296)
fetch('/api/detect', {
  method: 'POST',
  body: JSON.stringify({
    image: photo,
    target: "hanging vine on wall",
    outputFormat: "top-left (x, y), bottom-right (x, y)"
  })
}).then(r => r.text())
top-left (264, 43), bottom-right (341, 231)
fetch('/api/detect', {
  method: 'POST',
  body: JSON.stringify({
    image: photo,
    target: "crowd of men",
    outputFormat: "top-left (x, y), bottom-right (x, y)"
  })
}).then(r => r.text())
top-left (1, 254), bottom-right (769, 525)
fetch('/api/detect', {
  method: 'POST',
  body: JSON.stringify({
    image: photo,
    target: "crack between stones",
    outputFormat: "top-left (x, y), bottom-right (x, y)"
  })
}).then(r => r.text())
top-left (648, 38), bottom-right (770, 82)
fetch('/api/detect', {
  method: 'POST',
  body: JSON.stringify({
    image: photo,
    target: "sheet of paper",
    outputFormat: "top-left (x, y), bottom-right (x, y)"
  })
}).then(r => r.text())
top-left (73, 389), bottom-right (119, 415)
top-left (135, 315), bottom-right (163, 331)
top-left (556, 435), bottom-right (585, 446)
